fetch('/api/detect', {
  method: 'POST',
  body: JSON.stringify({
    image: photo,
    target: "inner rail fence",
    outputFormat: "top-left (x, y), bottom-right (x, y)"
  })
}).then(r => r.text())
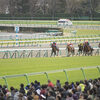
top-left (0, 66), bottom-right (100, 88)
top-left (0, 37), bottom-right (100, 48)
top-left (0, 34), bottom-right (100, 40)
top-left (0, 48), bottom-right (100, 59)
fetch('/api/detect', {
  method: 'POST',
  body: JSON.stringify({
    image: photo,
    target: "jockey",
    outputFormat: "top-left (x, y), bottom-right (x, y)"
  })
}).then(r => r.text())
top-left (85, 41), bottom-right (89, 46)
top-left (52, 42), bottom-right (59, 51)
top-left (53, 42), bottom-right (56, 47)
top-left (51, 42), bottom-right (57, 49)
top-left (69, 42), bottom-right (73, 47)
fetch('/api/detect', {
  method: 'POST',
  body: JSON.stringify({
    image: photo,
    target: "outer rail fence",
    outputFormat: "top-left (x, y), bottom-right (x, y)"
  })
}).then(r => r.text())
top-left (0, 48), bottom-right (100, 59)
top-left (0, 66), bottom-right (100, 88)
top-left (0, 37), bottom-right (100, 48)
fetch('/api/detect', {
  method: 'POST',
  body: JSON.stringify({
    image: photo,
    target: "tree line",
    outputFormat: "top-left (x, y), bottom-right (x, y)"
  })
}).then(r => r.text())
top-left (0, 0), bottom-right (100, 19)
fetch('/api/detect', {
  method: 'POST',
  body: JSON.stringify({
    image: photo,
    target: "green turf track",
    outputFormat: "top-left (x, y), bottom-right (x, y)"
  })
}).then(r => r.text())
top-left (0, 20), bottom-right (100, 25)
top-left (0, 56), bottom-right (100, 88)
top-left (64, 29), bottom-right (100, 36)
top-left (72, 21), bottom-right (100, 25)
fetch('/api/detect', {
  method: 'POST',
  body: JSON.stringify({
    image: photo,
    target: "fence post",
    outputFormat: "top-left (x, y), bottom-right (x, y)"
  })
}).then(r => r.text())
top-left (3, 76), bottom-right (8, 88)
top-left (38, 50), bottom-right (41, 57)
top-left (63, 69), bottom-right (69, 81)
top-left (81, 68), bottom-right (86, 80)
top-left (24, 74), bottom-right (30, 85)
top-left (96, 49), bottom-right (99, 55)
top-left (43, 51), bottom-right (47, 57)
top-left (46, 50), bottom-right (48, 57)
top-left (97, 66), bottom-right (100, 74)
top-left (16, 50), bottom-right (20, 58)
top-left (66, 48), bottom-right (68, 57)
top-left (29, 50), bottom-right (32, 58)
top-left (44, 72), bottom-right (49, 81)
top-left (19, 42), bottom-right (20, 47)
top-left (44, 50), bottom-right (48, 57)
top-left (8, 51), bottom-right (12, 59)
top-left (3, 51), bottom-right (8, 59)
top-left (59, 50), bottom-right (61, 55)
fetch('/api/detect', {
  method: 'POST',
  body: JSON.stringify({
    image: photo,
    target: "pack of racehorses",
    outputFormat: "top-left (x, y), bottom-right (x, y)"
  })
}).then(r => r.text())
top-left (78, 42), bottom-right (94, 56)
top-left (50, 42), bottom-right (99, 57)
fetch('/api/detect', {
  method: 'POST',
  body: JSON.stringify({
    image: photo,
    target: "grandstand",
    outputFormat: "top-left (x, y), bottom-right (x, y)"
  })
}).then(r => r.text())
top-left (0, 76), bottom-right (100, 100)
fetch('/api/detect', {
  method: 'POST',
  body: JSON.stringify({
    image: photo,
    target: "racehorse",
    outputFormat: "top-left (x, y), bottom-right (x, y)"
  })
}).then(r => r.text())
top-left (66, 45), bottom-right (75, 56)
top-left (83, 43), bottom-right (94, 56)
top-left (98, 43), bottom-right (100, 48)
top-left (78, 44), bottom-right (83, 55)
top-left (51, 44), bottom-right (59, 56)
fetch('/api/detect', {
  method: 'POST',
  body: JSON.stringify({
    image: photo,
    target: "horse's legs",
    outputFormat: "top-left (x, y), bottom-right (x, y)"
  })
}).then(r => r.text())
top-left (56, 50), bottom-right (59, 56)
top-left (73, 50), bottom-right (75, 56)
top-left (80, 50), bottom-right (83, 54)
top-left (51, 50), bottom-right (54, 57)
top-left (79, 51), bottom-right (81, 56)
top-left (81, 50), bottom-right (83, 54)
top-left (87, 52), bottom-right (89, 56)
top-left (71, 51), bottom-right (73, 56)
top-left (68, 52), bottom-right (71, 57)
top-left (84, 51), bottom-right (86, 56)
top-left (89, 50), bottom-right (92, 56)
top-left (54, 51), bottom-right (56, 56)
top-left (79, 50), bottom-right (81, 56)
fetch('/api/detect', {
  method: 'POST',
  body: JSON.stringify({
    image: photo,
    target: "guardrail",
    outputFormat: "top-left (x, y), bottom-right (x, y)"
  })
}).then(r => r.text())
top-left (0, 48), bottom-right (99, 59)
top-left (0, 66), bottom-right (100, 88)
top-left (0, 37), bottom-right (100, 48)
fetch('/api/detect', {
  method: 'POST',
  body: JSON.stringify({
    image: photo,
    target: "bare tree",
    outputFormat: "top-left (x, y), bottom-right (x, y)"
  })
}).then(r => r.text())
top-left (1, 0), bottom-right (99, 18)
top-left (0, 0), bottom-right (9, 14)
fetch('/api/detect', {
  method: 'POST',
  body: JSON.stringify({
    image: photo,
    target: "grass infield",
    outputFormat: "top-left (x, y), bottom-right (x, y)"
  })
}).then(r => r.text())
top-left (0, 56), bottom-right (100, 88)
top-left (64, 29), bottom-right (100, 36)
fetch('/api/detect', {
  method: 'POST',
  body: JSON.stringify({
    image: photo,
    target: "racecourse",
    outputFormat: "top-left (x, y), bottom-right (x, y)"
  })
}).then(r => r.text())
top-left (0, 56), bottom-right (100, 88)
top-left (0, 20), bottom-right (100, 88)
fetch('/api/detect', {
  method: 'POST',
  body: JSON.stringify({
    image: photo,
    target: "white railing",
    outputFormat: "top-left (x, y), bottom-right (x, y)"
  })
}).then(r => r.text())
top-left (0, 37), bottom-right (100, 44)
top-left (0, 47), bottom-right (100, 52)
